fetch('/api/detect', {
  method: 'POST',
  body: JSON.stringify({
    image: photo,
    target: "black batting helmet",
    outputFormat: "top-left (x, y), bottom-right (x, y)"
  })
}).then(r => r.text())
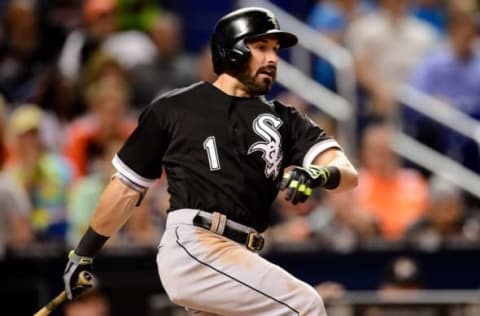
top-left (211, 7), bottom-right (298, 75)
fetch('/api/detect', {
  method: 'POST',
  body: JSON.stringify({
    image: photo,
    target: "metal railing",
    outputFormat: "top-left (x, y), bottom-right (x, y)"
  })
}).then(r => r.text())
top-left (392, 132), bottom-right (480, 197)
top-left (277, 58), bottom-right (352, 122)
top-left (397, 85), bottom-right (480, 144)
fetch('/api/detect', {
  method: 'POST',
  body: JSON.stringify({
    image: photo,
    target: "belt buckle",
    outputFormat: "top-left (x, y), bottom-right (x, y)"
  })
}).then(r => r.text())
top-left (246, 232), bottom-right (264, 251)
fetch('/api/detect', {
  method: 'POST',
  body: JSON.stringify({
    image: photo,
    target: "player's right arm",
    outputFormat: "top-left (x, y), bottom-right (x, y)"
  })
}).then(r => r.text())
top-left (63, 177), bottom-right (145, 299)
top-left (63, 100), bottom-right (169, 300)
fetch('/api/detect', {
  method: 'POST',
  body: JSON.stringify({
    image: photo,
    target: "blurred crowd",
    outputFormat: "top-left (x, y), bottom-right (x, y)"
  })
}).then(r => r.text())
top-left (1, 0), bottom-right (480, 259)
top-left (271, 0), bottom-right (480, 251)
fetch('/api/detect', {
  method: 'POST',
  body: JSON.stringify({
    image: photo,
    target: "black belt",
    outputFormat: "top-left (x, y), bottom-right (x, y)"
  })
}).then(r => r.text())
top-left (193, 213), bottom-right (264, 251)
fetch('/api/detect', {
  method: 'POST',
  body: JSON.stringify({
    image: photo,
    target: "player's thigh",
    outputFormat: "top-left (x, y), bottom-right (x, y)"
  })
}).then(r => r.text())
top-left (157, 225), bottom-right (325, 316)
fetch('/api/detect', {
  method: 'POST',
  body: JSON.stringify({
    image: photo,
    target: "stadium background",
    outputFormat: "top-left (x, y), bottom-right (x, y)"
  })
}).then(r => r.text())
top-left (0, 0), bottom-right (480, 315)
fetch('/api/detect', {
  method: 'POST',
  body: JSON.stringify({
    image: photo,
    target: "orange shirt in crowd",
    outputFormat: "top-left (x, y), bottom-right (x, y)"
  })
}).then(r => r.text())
top-left (64, 116), bottom-right (136, 177)
top-left (355, 168), bottom-right (429, 240)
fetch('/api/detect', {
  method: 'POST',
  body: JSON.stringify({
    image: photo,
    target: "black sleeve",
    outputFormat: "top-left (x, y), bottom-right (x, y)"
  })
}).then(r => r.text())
top-left (281, 104), bottom-right (341, 167)
top-left (113, 103), bottom-right (170, 187)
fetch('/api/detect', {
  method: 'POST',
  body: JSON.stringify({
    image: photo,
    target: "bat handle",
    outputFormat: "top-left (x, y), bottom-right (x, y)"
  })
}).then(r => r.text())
top-left (33, 292), bottom-right (66, 316)
top-left (33, 306), bottom-right (51, 316)
top-left (33, 271), bottom-right (94, 316)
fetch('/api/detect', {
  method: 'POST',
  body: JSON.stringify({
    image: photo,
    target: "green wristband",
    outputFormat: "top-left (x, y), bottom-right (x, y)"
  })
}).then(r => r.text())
top-left (322, 166), bottom-right (341, 189)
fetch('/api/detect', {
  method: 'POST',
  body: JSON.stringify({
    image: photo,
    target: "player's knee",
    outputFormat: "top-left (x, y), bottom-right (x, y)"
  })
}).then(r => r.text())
top-left (165, 287), bottom-right (190, 306)
top-left (301, 287), bottom-right (327, 316)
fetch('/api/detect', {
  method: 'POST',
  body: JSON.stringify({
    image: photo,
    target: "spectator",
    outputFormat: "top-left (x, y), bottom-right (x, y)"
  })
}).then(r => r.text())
top-left (307, 0), bottom-right (371, 91)
top-left (406, 176), bottom-right (480, 250)
top-left (0, 171), bottom-right (33, 256)
top-left (64, 77), bottom-right (136, 176)
top-left (116, 0), bottom-right (162, 32)
top-left (379, 256), bottom-right (424, 292)
top-left (345, 0), bottom-right (437, 118)
top-left (355, 122), bottom-right (429, 239)
top-left (55, 50), bottom-right (130, 120)
top-left (101, 28), bottom-right (157, 73)
top-left (31, 66), bottom-right (78, 122)
top-left (408, 10), bottom-right (480, 172)
top-left (56, 0), bottom-right (121, 120)
top-left (82, 51), bottom-right (128, 95)
top-left (268, 189), bottom-right (321, 244)
top-left (130, 12), bottom-right (197, 107)
top-left (58, 0), bottom-right (118, 85)
top-left (361, 256), bottom-right (425, 315)
top-left (310, 191), bottom-right (380, 251)
top-left (0, 0), bottom-right (46, 103)
top-left (270, 188), bottom-right (378, 250)
top-left (0, 100), bottom-right (42, 264)
top-left (4, 104), bottom-right (73, 243)
top-left (308, 0), bottom-right (370, 43)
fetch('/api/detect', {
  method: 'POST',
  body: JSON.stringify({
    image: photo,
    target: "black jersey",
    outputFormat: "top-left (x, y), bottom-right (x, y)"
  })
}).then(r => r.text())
top-left (113, 81), bottom-right (340, 232)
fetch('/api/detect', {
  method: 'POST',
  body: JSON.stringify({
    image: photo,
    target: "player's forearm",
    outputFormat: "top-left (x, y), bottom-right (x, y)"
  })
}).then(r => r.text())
top-left (90, 177), bottom-right (139, 236)
top-left (312, 149), bottom-right (358, 192)
top-left (324, 157), bottom-right (358, 192)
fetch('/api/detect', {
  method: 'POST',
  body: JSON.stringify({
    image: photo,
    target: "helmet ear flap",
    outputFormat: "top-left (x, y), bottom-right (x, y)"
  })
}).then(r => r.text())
top-left (213, 45), bottom-right (250, 75)
top-left (224, 47), bottom-right (250, 74)
top-left (211, 37), bottom-right (224, 75)
top-left (222, 39), bottom-right (251, 74)
top-left (226, 47), bottom-right (248, 64)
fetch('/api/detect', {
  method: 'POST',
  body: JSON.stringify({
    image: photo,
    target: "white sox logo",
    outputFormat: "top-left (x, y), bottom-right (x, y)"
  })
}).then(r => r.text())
top-left (248, 114), bottom-right (283, 179)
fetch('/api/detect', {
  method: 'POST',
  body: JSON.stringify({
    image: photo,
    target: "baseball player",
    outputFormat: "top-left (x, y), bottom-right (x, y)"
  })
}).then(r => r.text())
top-left (63, 7), bottom-right (358, 316)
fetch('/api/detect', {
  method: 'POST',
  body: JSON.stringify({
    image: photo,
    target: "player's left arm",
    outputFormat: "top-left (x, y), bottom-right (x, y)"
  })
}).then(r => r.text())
top-left (280, 148), bottom-right (358, 204)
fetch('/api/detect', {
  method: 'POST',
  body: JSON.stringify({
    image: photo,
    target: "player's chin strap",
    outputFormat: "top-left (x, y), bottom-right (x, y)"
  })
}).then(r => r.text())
top-left (112, 172), bottom-right (148, 206)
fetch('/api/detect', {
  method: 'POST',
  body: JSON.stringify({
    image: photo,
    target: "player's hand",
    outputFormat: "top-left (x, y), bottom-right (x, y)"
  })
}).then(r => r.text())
top-left (279, 165), bottom-right (331, 204)
top-left (63, 250), bottom-right (93, 300)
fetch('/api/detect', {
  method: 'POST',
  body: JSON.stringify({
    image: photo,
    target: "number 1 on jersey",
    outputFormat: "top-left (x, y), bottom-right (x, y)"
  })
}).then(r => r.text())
top-left (203, 136), bottom-right (221, 171)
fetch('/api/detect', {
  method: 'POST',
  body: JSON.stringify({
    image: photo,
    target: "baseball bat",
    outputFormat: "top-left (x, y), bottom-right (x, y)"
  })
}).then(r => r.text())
top-left (33, 271), bottom-right (94, 316)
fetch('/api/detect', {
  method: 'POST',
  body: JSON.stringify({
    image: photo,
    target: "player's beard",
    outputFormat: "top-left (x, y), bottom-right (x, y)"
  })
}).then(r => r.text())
top-left (237, 65), bottom-right (276, 96)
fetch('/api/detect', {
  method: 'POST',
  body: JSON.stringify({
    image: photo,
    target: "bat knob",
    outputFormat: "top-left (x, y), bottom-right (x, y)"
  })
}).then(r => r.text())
top-left (77, 271), bottom-right (95, 287)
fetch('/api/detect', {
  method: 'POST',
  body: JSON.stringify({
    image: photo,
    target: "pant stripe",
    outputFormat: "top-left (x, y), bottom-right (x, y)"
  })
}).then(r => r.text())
top-left (175, 227), bottom-right (299, 315)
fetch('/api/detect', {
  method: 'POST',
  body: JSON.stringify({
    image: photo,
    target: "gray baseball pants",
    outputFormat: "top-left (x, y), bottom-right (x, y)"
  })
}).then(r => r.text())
top-left (156, 209), bottom-right (327, 316)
